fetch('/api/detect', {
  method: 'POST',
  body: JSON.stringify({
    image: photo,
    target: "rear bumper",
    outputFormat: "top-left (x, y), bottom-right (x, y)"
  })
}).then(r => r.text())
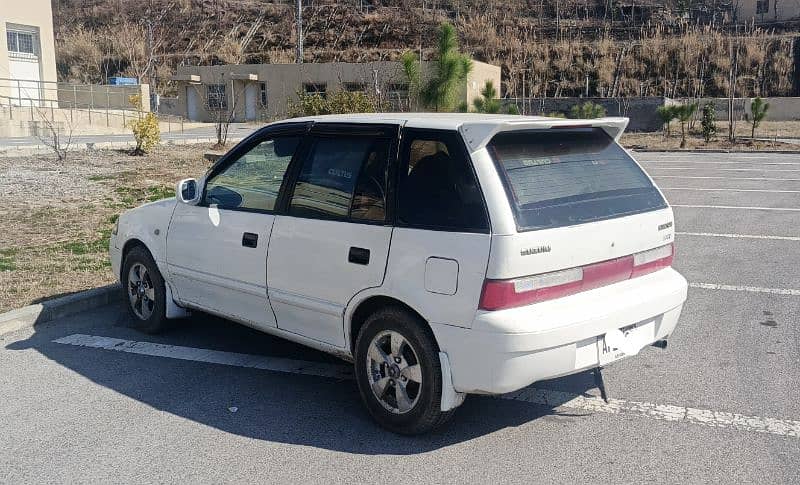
top-left (431, 268), bottom-right (688, 394)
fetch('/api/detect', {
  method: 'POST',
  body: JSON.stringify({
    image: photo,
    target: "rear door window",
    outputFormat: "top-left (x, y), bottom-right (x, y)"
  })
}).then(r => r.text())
top-left (288, 135), bottom-right (390, 221)
top-left (488, 128), bottom-right (666, 231)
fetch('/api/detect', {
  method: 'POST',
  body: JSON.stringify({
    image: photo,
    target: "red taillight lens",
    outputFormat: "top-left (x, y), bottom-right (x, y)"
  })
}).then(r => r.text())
top-left (480, 243), bottom-right (674, 311)
top-left (479, 268), bottom-right (583, 311)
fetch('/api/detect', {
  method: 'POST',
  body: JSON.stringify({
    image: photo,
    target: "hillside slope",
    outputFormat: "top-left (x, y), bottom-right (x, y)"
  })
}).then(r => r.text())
top-left (52, 0), bottom-right (797, 98)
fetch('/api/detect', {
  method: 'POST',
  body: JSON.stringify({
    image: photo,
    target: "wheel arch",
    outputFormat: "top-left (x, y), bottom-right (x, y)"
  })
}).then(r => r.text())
top-left (120, 238), bottom-right (149, 279)
top-left (120, 237), bottom-right (188, 320)
top-left (346, 294), bottom-right (440, 355)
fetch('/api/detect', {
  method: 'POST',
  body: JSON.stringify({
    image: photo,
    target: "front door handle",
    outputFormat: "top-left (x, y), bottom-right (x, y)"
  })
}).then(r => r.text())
top-left (242, 232), bottom-right (258, 248)
top-left (348, 247), bottom-right (370, 265)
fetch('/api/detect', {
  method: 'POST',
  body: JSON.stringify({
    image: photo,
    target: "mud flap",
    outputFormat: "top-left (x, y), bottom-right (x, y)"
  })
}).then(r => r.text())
top-left (439, 352), bottom-right (466, 411)
top-left (165, 283), bottom-right (190, 319)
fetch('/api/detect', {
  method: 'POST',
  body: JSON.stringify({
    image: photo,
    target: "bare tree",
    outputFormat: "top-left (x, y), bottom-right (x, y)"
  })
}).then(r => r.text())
top-left (32, 104), bottom-right (75, 161)
top-left (728, 38), bottom-right (741, 142)
top-left (192, 74), bottom-right (246, 148)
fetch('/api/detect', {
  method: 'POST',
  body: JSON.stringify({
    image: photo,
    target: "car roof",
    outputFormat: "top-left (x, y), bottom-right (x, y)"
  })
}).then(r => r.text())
top-left (285, 112), bottom-right (552, 130)
top-left (278, 113), bottom-right (630, 151)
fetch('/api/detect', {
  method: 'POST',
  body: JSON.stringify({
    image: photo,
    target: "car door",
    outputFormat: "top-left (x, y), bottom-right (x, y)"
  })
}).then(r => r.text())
top-left (166, 123), bottom-right (308, 330)
top-left (267, 123), bottom-right (398, 347)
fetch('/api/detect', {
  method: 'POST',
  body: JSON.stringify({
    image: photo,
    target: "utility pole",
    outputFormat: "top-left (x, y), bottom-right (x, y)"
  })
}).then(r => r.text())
top-left (520, 68), bottom-right (532, 116)
top-left (295, 0), bottom-right (303, 64)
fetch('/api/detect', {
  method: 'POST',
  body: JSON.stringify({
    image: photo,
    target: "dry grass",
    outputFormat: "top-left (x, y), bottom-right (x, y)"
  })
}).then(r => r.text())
top-left (622, 120), bottom-right (800, 150)
top-left (621, 131), bottom-right (799, 151)
top-left (718, 120), bottom-right (800, 140)
top-left (54, 1), bottom-right (794, 99)
top-left (0, 145), bottom-right (210, 313)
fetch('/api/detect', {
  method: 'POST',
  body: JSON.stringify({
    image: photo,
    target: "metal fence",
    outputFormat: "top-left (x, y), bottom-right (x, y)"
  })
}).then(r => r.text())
top-left (0, 78), bottom-right (187, 132)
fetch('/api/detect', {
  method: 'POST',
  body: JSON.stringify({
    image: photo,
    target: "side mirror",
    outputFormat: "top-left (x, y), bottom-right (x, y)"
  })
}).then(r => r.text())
top-left (176, 178), bottom-right (201, 205)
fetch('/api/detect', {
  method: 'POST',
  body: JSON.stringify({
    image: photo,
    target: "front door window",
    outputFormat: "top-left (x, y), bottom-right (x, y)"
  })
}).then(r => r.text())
top-left (204, 136), bottom-right (299, 212)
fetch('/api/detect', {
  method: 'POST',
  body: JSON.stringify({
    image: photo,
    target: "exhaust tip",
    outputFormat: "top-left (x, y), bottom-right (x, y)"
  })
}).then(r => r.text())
top-left (651, 339), bottom-right (668, 350)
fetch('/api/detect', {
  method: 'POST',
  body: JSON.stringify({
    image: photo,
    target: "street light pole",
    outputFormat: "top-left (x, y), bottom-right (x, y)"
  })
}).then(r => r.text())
top-left (295, 0), bottom-right (303, 64)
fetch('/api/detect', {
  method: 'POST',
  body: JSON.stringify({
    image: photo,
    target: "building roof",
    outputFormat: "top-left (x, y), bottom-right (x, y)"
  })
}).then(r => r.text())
top-left (282, 113), bottom-right (630, 151)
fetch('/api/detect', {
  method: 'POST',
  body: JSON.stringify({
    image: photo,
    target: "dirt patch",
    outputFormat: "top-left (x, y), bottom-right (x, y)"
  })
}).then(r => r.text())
top-left (0, 145), bottom-right (211, 313)
top-left (622, 133), bottom-right (797, 151)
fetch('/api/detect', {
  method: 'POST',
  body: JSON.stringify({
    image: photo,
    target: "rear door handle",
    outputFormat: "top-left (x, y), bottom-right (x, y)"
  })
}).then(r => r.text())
top-left (242, 232), bottom-right (258, 248)
top-left (348, 247), bottom-right (370, 265)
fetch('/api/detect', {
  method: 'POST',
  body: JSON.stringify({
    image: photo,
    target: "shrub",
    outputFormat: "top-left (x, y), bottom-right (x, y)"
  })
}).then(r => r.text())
top-left (673, 103), bottom-right (698, 148)
top-left (130, 112), bottom-right (161, 155)
top-left (701, 102), bottom-right (717, 142)
top-left (287, 90), bottom-right (387, 117)
top-left (473, 80), bottom-right (501, 114)
top-left (568, 101), bottom-right (606, 119)
top-left (750, 97), bottom-right (770, 138)
top-left (128, 94), bottom-right (160, 155)
top-left (656, 105), bottom-right (678, 136)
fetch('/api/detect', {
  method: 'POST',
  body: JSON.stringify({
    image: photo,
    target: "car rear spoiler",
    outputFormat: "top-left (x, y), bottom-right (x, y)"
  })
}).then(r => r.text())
top-left (459, 117), bottom-right (629, 153)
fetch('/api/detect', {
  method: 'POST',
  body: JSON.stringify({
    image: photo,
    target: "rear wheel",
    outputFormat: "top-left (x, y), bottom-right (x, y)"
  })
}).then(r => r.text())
top-left (122, 246), bottom-right (169, 334)
top-left (354, 307), bottom-right (455, 434)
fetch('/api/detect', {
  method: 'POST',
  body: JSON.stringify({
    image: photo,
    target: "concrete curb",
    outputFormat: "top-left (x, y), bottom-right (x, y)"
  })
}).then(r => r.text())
top-left (630, 148), bottom-right (800, 154)
top-left (0, 284), bottom-right (122, 337)
top-left (0, 137), bottom-right (246, 158)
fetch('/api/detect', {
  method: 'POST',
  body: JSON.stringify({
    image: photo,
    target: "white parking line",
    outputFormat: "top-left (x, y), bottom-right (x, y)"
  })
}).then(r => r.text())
top-left (53, 333), bottom-right (800, 438)
top-left (650, 167), bottom-right (800, 172)
top-left (672, 204), bottom-right (800, 212)
top-left (663, 187), bottom-right (800, 194)
top-left (52, 333), bottom-right (354, 379)
top-left (651, 175), bottom-right (800, 181)
top-left (677, 232), bottom-right (800, 241)
top-left (689, 282), bottom-right (800, 296)
top-left (638, 154), bottom-right (774, 159)
top-left (502, 388), bottom-right (800, 437)
top-left (642, 161), bottom-right (800, 166)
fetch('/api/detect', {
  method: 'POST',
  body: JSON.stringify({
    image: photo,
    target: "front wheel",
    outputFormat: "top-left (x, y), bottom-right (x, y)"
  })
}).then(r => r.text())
top-left (121, 246), bottom-right (169, 334)
top-left (354, 307), bottom-right (455, 435)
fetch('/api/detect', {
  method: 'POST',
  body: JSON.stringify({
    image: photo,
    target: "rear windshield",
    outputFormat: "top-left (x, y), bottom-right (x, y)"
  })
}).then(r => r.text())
top-left (487, 128), bottom-right (667, 231)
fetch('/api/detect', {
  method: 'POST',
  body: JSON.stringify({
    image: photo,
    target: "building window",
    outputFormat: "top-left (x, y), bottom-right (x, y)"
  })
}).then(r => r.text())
top-left (386, 83), bottom-right (410, 109)
top-left (343, 82), bottom-right (367, 92)
top-left (6, 30), bottom-right (37, 56)
top-left (756, 0), bottom-right (769, 14)
top-left (260, 82), bottom-right (268, 108)
top-left (387, 83), bottom-right (409, 98)
top-left (304, 83), bottom-right (327, 98)
top-left (207, 84), bottom-right (227, 110)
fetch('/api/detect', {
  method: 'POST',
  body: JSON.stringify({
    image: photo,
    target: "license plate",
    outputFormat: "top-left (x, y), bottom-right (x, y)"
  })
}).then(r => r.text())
top-left (599, 321), bottom-right (655, 365)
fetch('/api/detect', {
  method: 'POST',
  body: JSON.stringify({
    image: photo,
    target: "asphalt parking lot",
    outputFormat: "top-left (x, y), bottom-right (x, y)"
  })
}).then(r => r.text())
top-left (1, 151), bottom-right (799, 483)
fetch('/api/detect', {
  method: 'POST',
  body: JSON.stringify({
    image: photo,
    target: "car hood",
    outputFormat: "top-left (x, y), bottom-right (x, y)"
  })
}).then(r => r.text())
top-left (120, 197), bottom-right (178, 225)
top-left (115, 198), bottom-right (178, 261)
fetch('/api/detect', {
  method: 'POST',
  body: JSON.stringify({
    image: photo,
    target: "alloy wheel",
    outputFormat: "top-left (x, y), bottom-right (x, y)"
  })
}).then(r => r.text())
top-left (366, 330), bottom-right (423, 414)
top-left (127, 262), bottom-right (155, 320)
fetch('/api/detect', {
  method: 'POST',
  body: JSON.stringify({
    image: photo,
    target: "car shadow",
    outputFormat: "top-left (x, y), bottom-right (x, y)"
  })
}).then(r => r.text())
top-left (6, 304), bottom-right (603, 455)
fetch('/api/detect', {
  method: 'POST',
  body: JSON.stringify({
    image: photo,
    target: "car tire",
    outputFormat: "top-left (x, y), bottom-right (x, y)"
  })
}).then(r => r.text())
top-left (121, 246), bottom-right (169, 334)
top-left (354, 307), bottom-right (455, 435)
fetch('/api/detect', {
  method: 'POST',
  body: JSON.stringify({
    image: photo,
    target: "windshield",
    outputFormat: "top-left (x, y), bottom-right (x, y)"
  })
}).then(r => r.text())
top-left (488, 128), bottom-right (667, 231)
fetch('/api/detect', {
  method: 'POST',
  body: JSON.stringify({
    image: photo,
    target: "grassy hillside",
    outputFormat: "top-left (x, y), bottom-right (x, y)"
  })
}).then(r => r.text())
top-left (52, 0), bottom-right (797, 98)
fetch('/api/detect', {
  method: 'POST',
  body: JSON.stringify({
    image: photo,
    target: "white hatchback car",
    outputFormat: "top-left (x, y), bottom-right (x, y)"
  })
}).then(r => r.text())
top-left (110, 113), bottom-right (688, 434)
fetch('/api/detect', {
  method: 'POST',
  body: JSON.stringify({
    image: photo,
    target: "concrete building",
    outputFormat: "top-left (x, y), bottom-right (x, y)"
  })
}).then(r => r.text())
top-left (735, 0), bottom-right (800, 22)
top-left (170, 60), bottom-right (502, 122)
top-left (0, 0), bottom-right (58, 106)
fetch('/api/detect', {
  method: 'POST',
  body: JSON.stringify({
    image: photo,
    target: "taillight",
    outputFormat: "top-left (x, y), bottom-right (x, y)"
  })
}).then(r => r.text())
top-left (479, 243), bottom-right (674, 311)
top-left (631, 243), bottom-right (674, 277)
